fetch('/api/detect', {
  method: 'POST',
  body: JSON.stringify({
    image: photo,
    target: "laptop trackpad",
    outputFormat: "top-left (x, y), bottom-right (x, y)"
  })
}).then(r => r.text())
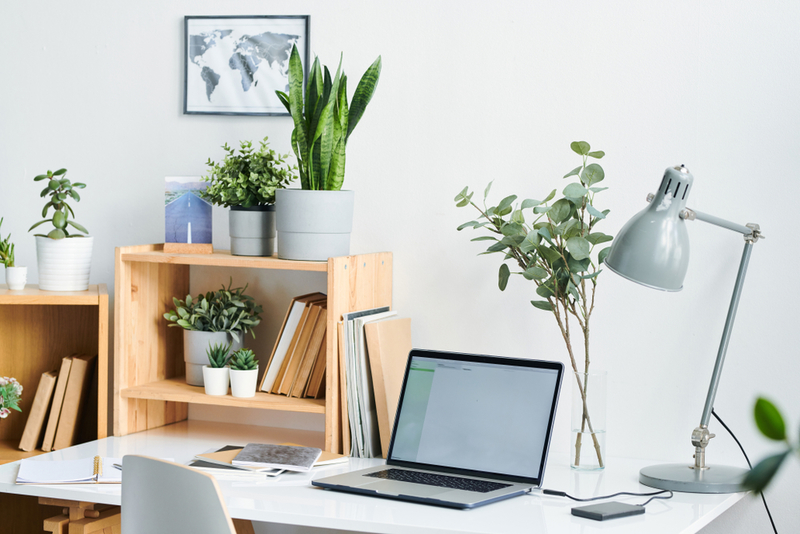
top-left (358, 480), bottom-right (445, 497)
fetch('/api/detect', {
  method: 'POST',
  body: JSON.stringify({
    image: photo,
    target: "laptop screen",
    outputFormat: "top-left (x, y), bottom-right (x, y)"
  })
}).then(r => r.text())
top-left (387, 350), bottom-right (563, 483)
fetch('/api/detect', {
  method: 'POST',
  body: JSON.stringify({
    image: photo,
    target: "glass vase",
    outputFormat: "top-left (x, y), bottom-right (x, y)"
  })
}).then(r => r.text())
top-left (571, 370), bottom-right (607, 470)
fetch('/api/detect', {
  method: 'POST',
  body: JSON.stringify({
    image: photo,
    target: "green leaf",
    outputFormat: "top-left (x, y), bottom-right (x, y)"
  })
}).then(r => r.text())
top-left (67, 220), bottom-right (87, 234)
top-left (497, 195), bottom-right (517, 212)
top-left (33, 174), bottom-right (49, 181)
top-left (598, 246), bottom-right (611, 264)
top-left (486, 242), bottom-right (507, 253)
top-left (523, 266), bottom-right (548, 280)
top-left (587, 151), bottom-right (605, 159)
top-left (549, 199), bottom-right (572, 224)
top-left (563, 183), bottom-right (588, 198)
top-left (47, 228), bottom-right (66, 239)
top-left (531, 300), bottom-right (553, 311)
top-left (581, 163), bottom-right (605, 186)
top-left (587, 204), bottom-right (606, 219)
top-left (742, 450), bottom-right (791, 492)
top-left (457, 221), bottom-right (480, 231)
top-left (484, 181), bottom-right (493, 200)
top-left (48, 179), bottom-right (60, 190)
top-left (53, 168), bottom-right (67, 176)
top-left (567, 236), bottom-right (591, 260)
top-left (537, 227), bottom-right (554, 245)
top-left (542, 189), bottom-right (557, 203)
top-left (498, 263), bottom-right (510, 291)
top-left (586, 232), bottom-right (613, 245)
top-left (536, 284), bottom-right (555, 298)
top-left (563, 166), bottom-right (582, 179)
top-left (534, 205), bottom-right (551, 214)
top-left (570, 141), bottom-right (590, 155)
top-left (346, 55), bottom-right (382, 142)
top-left (501, 222), bottom-right (525, 236)
top-left (470, 236), bottom-right (497, 242)
top-left (589, 186), bottom-right (608, 193)
top-left (521, 198), bottom-right (541, 209)
top-left (754, 398), bottom-right (786, 440)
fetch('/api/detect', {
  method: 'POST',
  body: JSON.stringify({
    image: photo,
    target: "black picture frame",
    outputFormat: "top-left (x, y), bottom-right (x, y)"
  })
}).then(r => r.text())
top-left (183, 15), bottom-right (310, 116)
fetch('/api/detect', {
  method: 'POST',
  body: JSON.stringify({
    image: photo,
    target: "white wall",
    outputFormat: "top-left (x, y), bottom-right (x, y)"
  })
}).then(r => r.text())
top-left (1, 1), bottom-right (798, 532)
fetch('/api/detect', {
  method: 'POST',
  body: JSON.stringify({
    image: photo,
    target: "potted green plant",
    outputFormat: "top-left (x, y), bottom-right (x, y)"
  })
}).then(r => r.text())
top-left (229, 348), bottom-right (258, 398)
top-left (203, 342), bottom-right (232, 396)
top-left (201, 137), bottom-right (296, 256)
top-left (0, 218), bottom-right (26, 290)
top-left (274, 44), bottom-right (382, 260)
top-left (163, 279), bottom-right (262, 386)
top-left (0, 376), bottom-right (23, 420)
top-left (454, 141), bottom-right (613, 469)
top-left (28, 169), bottom-right (92, 291)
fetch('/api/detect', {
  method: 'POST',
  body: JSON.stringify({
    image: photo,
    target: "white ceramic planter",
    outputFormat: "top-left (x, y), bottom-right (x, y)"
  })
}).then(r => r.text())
top-left (4, 266), bottom-right (27, 290)
top-left (35, 236), bottom-right (93, 291)
top-left (230, 368), bottom-right (258, 398)
top-left (275, 189), bottom-right (354, 261)
top-left (183, 331), bottom-right (243, 386)
top-left (202, 366), bottom-right (230, 396)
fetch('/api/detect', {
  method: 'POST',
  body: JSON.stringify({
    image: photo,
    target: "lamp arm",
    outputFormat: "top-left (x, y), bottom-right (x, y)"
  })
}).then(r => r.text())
top-left (680, 208), bottom-right (762, 241)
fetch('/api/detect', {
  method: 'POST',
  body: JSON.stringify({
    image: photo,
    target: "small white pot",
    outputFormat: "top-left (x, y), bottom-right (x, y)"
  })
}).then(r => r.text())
top-left (4, 266), bottom-right (27, 290)
top-left (35, 236), bottom-right (94, 291)
top-left (202, 366), bottom-right (230, 396)
top-left (230, 368), bottom-right (258, 398)
top-left (183, 331), bottom-right (243, 386)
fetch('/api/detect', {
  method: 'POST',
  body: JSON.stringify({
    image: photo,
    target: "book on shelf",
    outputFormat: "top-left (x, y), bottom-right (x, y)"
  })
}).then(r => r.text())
top-left (41, 356), bottom-right (74, 452)
top-left (337, 321), bottom-right (350, 455)
top-left (53, 354), bottom-right (97, 450)
top-left (290, 304), bottom-right (327, 398)
top-left (16, 455), bottom-right (122, 485)
top-left (232, 443), bottom-right (322, 472)
top-left (277, 302), bottom-right (323, 396)
top-left (364, 317), bottom-right (412, 458)
top-left (304, 331), bottom-right (327, 399)
top-left (18, 370), bottom-right (58, 452)
top-left (261, 292), bottom-right (327, 394)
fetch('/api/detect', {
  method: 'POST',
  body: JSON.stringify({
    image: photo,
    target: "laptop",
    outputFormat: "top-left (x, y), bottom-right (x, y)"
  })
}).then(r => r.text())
top-left (312, 348), bottom-right (564, 509)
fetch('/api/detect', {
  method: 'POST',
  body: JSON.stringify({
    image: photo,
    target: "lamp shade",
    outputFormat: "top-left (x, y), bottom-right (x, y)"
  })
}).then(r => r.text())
top-left (605, 165), bottom-right (694, 291)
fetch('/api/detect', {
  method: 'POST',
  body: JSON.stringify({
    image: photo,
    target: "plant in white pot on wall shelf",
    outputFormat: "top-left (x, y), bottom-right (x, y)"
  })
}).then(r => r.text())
top-left (0, 218), bottom-right (26, 290)
top-left (454, 141), bottom-right (613, 470)
top-left (28, 169), bottom-right (92, 291)
top-left (229, 348), bottom-right (258, 398)
top-left (203, 342), bottom-right (232, 396)
top-left (201, 137), bottom-right (296, 256)
top-left (163, 279), bottom-right (262, 387)
top-left (274, 44), bottom-right (382, 261)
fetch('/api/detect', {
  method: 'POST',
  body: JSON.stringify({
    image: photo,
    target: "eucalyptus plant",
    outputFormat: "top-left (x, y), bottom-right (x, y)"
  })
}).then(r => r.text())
top-left (206, 342), bottom-right (232, 369)
top-left (230, 348), bottom-right (257, 371)
top-left (0, 218), bottom-right (15, 268)
top-left (29, 169), bottom-right (88, 239)
top-left (743, 397), bottom-right (799, 491)
top-left (454, 141), bottom-right (612, 467)
top-left (201, 137), bottom-right (296, 208)
top-left (276, 44), bottom-right (381, 191)
top-left (163, 278), bottom-right (263, 344)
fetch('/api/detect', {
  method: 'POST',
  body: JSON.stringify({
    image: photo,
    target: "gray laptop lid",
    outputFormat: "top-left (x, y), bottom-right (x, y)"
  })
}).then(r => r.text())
top-left (385, 349), bottom-right (564, 486)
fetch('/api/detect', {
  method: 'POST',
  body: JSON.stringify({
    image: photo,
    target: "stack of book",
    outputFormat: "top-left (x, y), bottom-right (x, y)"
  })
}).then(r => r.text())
top-left (18, 354), bottom-right (97, 453)
top-left (259, 293), bottom-right (329, 398)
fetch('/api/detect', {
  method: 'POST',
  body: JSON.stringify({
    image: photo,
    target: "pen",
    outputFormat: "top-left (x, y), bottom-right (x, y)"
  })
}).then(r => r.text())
top-left (113, 464), bottom-right (122, 471)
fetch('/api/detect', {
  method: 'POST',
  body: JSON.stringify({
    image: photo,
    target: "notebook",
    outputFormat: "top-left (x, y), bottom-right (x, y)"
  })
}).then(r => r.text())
top-left (16, 455), bottom-right (122, 485)
top-left (312, 348), bottom-right (564, 509)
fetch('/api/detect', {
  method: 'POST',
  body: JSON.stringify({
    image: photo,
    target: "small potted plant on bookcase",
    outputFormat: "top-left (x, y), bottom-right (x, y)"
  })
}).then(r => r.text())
top-left (163, 279), bottom-right (262, 387)
top-left (274, 44), bottom-right (382, 260)
top-left (201, 137), bottom-right (296, 256)
top-left (0, 376), bottom-right (23, 420)
top-left (0, 218), bottom-right (26, 290)
top-left (229, 348), bottom-right (258, 398)
top-left (28, 169), bottom-right (93, 291)
top-left (203, 342), bottom-right (232, 396)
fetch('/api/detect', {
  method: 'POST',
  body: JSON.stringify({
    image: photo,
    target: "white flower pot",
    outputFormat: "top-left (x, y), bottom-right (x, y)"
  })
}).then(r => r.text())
top-left (230, 368), bottom-right (258, 398)
top-left (275, 189), bottom-right (354, 261)
top-left (4, 266), bottom-right (27, 290)
top-left (35, 236), bottom-right (93, 291)
top-left (202, 366), bottom-right (230, 396)
top-left (183, 331), bottom-right (243, 386)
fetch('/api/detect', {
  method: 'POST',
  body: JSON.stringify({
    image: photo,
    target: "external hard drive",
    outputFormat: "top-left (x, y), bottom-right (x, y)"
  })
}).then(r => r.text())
top-left (571, 502), bottom-right (645, 521)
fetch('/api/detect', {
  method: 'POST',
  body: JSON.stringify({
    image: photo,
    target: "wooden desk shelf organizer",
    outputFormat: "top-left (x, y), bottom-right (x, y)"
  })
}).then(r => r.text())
top-left (114, 244), bottom-right (392, 453)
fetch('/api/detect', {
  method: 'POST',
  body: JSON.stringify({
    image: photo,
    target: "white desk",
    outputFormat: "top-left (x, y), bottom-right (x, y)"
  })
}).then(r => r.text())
top-left (0, 420), bottom-right (745, 534)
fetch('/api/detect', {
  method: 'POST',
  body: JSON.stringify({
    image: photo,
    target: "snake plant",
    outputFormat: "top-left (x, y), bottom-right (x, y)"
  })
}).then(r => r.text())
top-left (276, 45), bottom-right (381, 191)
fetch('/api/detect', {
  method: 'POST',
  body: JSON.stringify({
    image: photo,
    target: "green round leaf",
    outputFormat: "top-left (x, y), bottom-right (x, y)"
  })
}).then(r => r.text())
top-left (563, 183), bottom-right (588, 199)
top-left (48, 179), bottom-right (60, 190)
top-left (566, 236), bottom-right (591, 261)
top-left (52, 211), bottom-right (66, 229)
top-left (741, 450), bottom-right (791, 492)
top-left (531, 300), bottom-right (553, 311)
top-left (47, 228), bottom-right (66, 239)
top-left (754, 397), bottom-right (786, 441)
top-left (498, 263), bottom-right (510, 291)
top-left (570, 141), bottom-right (590, 155)
top-left (549, 199), bottom-right (572, 224)
top-left (581, 163), bottom-right (605, 186)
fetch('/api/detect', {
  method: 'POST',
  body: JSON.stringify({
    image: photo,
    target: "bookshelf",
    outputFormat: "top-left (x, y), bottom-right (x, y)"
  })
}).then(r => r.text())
top-left (0, 284), bottom-right (109, 464)
top-left (113, 244), bottom-right (392, 452)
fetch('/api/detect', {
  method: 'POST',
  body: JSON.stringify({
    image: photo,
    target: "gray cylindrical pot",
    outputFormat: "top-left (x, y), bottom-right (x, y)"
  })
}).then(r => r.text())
top-left (275, 189), bottom-right (355, 261)
top-left (183, 330), bottom-right (243, 386)
top-left (229, 205), bottom-right (276, 256)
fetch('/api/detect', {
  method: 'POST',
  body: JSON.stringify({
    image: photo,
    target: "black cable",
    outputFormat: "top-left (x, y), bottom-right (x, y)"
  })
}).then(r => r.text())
top-left (540, 488), bottom-right (673, 506)
top-left (712, 408), bottom-right (778, 534)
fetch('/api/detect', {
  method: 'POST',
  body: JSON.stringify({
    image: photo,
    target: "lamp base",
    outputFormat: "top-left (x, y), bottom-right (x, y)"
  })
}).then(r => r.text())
top-left (639, 463), bottom-right (749, 494)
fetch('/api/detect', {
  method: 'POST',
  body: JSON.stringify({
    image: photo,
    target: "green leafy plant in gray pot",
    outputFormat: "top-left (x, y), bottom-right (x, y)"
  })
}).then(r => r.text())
top-left (0, 218), bottom-right (27, 290)
top-left (454, 141), bottom-right (613, 469)
top-left (274, 44), bottom-right (382, 260)
top-left (201, 137), bottom-right (296, 256)
top-left (229, 348), bottom-right (258, 398)
top-left (28, 169), bottom-right (93, 291)
top-left (163, 279), bottom-right (263, 386)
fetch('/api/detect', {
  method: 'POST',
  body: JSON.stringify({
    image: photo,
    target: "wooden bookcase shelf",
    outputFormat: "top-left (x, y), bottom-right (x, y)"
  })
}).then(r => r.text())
top-left (114, 244), bottom-right (392, 452)
top-left (0, 284), bottom-right (109, 464)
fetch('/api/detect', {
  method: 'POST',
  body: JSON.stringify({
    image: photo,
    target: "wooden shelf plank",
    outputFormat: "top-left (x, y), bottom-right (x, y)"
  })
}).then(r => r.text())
top-left (120, 377), bottom-right (326, 413)
top-left (0, 285), bottom-right (102, 305)
top-left (0, 440), bottom-right (44, 465)
top-left (120, 247), bottom-right (328, 272)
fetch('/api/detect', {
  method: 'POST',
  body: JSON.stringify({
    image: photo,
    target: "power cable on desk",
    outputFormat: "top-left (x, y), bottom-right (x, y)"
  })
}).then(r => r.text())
top-left (712, 408), bottom-right (778, 534)
top-left (536, 488), bottom-right (674, 507)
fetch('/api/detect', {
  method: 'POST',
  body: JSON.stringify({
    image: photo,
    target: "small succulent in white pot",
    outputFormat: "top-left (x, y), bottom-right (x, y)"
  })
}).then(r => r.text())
top-left (203, 342), bottom-right (232, 396)
top-left (229, 348), bottom-right (258, 398)
top-left (0, 218), bottom-right (26, 290)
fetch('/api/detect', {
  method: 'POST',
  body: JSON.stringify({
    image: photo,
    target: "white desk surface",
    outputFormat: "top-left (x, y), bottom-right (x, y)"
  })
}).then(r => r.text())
top-left (0, 420), bottom-right (745, 534)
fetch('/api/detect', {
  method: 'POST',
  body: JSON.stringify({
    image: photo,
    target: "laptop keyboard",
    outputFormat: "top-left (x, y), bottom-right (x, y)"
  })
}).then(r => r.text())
top-left (365, 468), bottom-right (511, 493)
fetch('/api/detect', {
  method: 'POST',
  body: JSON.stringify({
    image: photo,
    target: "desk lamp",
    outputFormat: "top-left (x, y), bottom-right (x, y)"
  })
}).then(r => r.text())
top-left (605, 164), bottom-right (762, 493)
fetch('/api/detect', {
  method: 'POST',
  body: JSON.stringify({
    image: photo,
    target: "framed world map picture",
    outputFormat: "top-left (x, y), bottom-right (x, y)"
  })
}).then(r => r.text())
top-left (184, 15), bottom-right (309, 115)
